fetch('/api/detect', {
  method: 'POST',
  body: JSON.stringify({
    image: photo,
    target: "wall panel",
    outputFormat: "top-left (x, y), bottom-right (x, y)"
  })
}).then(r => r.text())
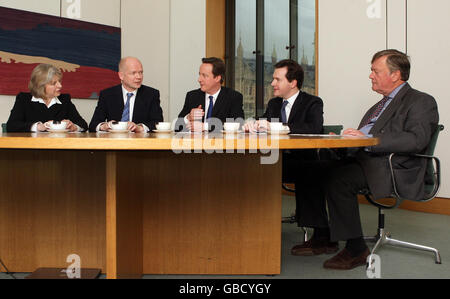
top-left (169, 0), bottom-right (206, 121)
top-left (407, 0), bottom-right (450, 197)
top-left (121, 0), bottom-right (171, 121)
top-left (318, 0), bottom-right (386, 128)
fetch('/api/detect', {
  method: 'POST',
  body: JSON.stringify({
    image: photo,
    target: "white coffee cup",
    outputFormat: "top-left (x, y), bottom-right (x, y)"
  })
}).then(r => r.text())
top-left (269, 122), bottom-right (284, 131)
top-left (110, 121), bottom-right (128, 131)
top-left (156, 122), bottom-right (171, 131)
top-left (46, 121), bottom-right (68, 130)
top-left (224, 122), bottom-right (240, 132)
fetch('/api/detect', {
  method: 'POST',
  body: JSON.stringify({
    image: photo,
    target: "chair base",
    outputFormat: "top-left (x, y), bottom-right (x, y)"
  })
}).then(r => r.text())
top-left (365, 227), bottom-right (442, 269)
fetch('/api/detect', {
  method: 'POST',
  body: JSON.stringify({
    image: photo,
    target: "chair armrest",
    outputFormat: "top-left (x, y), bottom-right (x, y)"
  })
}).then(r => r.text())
top-left (388, 153), bottom-right (441, 202)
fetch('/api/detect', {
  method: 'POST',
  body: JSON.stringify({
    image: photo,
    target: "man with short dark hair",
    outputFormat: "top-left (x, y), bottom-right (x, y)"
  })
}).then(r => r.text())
top-left (243, 59), bottom-right (323, 134)
top-left (177, 57), bottom-right (244, 131)
top-left (291, 49), bottom-right (439, 270)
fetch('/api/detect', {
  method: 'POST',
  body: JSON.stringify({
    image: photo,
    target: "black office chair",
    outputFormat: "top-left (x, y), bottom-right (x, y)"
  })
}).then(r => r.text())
top-left (363, 124), bottom-right (444, 271)
top-left (282, 125), bottom-right (344, 231)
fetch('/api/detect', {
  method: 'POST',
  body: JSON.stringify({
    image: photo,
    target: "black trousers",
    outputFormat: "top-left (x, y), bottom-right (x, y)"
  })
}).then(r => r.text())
top-left (294, 158), bottom-right (369, 242)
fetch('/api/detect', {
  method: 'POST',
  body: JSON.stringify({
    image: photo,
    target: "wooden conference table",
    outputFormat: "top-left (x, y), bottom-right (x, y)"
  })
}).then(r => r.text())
top-left (0, 131), bottom-right (378, 278)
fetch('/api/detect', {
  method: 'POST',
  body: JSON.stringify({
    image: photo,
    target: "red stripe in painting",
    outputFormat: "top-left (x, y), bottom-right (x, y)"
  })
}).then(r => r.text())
top-left (0, 61), bottom-right (120, 99)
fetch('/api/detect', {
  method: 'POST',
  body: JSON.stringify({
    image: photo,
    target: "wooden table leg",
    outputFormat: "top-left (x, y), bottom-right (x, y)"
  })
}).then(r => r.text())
top-left (106, 152), bottom-right (143, 279)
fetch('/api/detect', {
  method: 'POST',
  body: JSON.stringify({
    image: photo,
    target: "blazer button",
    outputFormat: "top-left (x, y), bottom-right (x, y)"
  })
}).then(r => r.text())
top-left (380, 129), bottom-right (385, 133)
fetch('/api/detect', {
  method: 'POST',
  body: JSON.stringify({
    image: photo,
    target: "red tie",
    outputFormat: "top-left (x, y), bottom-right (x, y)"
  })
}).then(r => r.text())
top-left (362, 96), bottom-right (389, 127)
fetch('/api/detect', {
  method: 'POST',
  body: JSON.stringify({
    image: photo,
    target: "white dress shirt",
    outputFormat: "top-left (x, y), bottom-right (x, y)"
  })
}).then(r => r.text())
top-left (281, 91), bottom-right (300, 122)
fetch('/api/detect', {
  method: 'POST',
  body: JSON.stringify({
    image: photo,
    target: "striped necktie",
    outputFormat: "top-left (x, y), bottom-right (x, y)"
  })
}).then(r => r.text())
top-left (121, 92), bottom-right (133, 122)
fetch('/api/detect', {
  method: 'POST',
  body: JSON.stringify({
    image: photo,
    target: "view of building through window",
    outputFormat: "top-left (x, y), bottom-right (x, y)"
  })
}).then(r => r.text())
top-left (233, 0), bottom-right (316, 119)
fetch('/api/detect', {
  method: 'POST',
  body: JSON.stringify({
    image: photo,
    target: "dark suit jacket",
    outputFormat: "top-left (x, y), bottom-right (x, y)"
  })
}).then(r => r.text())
top-left (176, 87), bottom-right (244, 131)
top-left (6, 92), bottom-right (88, 132)
top-left (356, 83), bottom-right (439, 201)
top-left (262, 91), bottom-right (324, 134)
top-left (89, 84), bottom-right (163, 132)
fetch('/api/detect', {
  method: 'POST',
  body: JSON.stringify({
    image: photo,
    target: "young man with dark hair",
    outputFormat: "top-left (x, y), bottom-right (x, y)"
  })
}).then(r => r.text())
top-left (244, 59), bottom-right (323, 134)
top-left (177, 57), bottom-right (244, 131)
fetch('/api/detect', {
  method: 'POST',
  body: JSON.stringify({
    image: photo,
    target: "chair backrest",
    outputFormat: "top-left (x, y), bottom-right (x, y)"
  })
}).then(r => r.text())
top-left (424, 124), bottom-right (444, 195)
top-left (1, 123), bottom-right (6, 133)
top-left (322, 125), bottom-right (343, 135)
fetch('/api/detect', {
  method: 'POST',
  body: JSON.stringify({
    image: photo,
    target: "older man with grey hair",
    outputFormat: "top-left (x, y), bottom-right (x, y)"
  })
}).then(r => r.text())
top-left (89, 57), bottom-right (163, 132)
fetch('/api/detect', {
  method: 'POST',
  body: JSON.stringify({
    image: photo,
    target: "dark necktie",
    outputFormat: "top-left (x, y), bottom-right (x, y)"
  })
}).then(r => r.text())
top-left (362, 96), bottom-right (390, 127)
top-left (206, 96), bottom-right (214, 119)
top-left (281, 101), bottom-right (289, 124)
top-left (121, 92), bottom-right (133, 122)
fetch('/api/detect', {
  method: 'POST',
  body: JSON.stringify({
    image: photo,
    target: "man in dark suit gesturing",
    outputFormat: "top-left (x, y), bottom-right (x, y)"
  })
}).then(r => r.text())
top-left (177, 57), bottom-right (244, 132)
top-left (291, 49), bottom-right (439, 270)
top-left (89, 57), bottom-right (163, 132)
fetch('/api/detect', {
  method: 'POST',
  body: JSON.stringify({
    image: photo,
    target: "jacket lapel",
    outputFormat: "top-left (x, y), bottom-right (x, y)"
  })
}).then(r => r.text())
top-left (287, 92), bottom-right (303, 123)
top-left (211, 87), bottom-right (225, 117)
top-left (114, 85), bottom-right (125, 120)
top-left (132, 87), bottom-right (142, 120)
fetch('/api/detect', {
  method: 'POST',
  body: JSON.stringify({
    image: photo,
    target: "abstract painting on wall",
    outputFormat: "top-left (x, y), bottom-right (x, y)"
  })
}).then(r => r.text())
top-left (0, 6), bottom-right (121, 99)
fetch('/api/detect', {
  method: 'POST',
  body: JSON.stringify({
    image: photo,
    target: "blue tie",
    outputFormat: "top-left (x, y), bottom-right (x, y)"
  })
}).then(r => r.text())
top-left (281, 101), bottom-right (288, 124)
top-left (206, 96), bottom-right (214, 119)
top-left (121, 93), bottom-right (133, 122)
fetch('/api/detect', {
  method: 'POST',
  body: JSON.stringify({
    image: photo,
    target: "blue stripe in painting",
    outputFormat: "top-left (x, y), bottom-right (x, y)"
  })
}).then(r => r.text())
top-left (0, 24), bottom-right (120, 71)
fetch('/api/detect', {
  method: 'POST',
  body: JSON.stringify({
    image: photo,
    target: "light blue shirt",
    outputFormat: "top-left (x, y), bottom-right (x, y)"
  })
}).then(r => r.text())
top-left (360, 82), bottom-right (407, 136)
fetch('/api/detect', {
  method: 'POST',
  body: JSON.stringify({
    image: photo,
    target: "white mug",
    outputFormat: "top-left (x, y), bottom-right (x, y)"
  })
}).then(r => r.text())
top-left (156, 122), bottom-right (171, 131)
top-left (45, 121), bottom-right (68, 130)
top-left (269, 122), bottom-right (284, 131)
top-left (224, 122), bottom-right (240, 132)
top-left (110, 121), bottom-right (128, 131)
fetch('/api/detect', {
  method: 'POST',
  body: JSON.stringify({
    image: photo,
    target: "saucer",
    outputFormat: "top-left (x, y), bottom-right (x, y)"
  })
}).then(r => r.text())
top-left (48, 129), bottom-right (69, 133)
top-left (268, 129), bottom-right (290, 135)
top-left (221, 130), bottom-right (243, 134)
top-left (153, 129), bottom-right (173, 133)
top-left (109, 129), bottom-right (130, 133)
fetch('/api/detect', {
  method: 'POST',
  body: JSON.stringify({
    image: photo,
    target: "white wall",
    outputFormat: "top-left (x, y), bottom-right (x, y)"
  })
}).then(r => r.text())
top-left (407, 0), bottom-right (450, 196)
top-left (169, 0), bottom-right (206, 121)
top-left (0, 0), bottom-right (205, 125)
top-left (121, 0), bottom-right (171, 121)
top-left (318, 0), bottom-right (386, 128)
top-left (318, 0), bottom-right (450, 197)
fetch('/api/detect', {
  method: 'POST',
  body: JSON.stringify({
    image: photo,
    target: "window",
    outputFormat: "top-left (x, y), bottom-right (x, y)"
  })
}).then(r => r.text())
top-left (226, 0), bottom-right (317, 119)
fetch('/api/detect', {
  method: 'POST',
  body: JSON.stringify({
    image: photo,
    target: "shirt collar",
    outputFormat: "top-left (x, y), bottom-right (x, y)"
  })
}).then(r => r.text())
top-left (31, 96), bottom-right (62, 106)
top-left (122, 85), bottom-right (137, 97)
top-left (206, 88), bottom-right (221, 100)
top-left (388, 82), bottom-right (407, 99)
top-left (284, 90), bottom-right (300, 106)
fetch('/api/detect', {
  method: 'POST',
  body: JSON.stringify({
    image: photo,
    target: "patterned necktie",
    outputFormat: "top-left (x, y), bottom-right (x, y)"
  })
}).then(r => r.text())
top-left (281, 101), bottom-right (289, 124)
top-left (362, 96), bottom-right (390, 126)
top-left (206, 96), bottom-right (214, 119)
top-left (121, 92), bottom-right (133, 122)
